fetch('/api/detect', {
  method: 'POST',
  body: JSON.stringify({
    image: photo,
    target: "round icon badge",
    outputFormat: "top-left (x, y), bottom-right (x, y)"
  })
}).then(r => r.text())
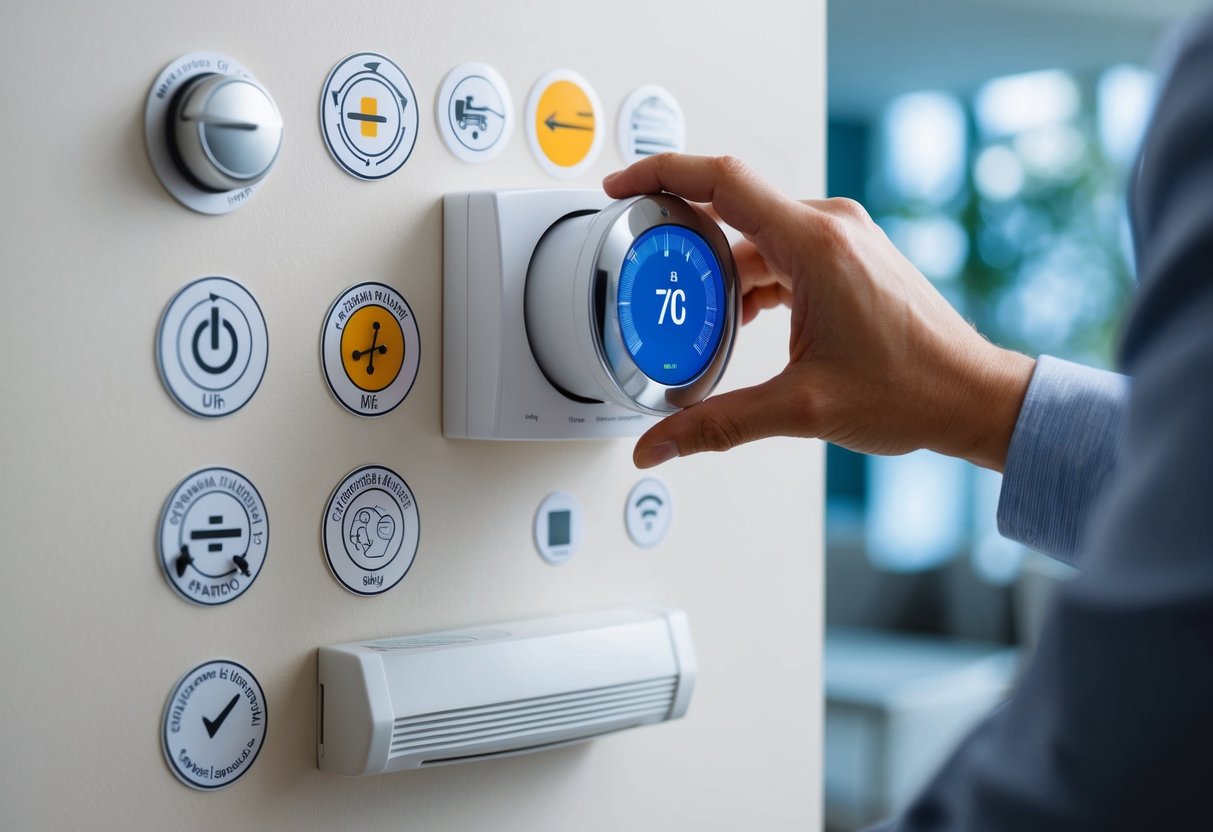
top-left (617, 85), bottom-right (686, 163)
top-left (624, 477), bottom-right (673, 548)
top-left (320, 52), bottom-right (419, 180)
top-left (533, 491), bottom-right (585, 565)
top-left (161, 658), bottom-right (267, 790)
top-left (158, 467), bottom-right (269, 606)
top-left (323, 465), bottom-right (420, 595)
top-left (157, 277), bottom-right (268, 418)
top-left (437, 62), bottom-right (514, 163)
top-left (321, 282), bottom-right (420, 416)
top-left (525, 69), bottom-right (603, 178)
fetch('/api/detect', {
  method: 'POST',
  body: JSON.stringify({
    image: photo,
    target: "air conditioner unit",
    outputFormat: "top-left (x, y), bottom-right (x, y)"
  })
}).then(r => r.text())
top-left (317, 606), bottom-right (697, 775)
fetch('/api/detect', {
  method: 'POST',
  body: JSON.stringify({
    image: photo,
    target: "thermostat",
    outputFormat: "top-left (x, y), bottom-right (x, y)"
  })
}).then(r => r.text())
top-left (443, 190), bottom-right (740, 440)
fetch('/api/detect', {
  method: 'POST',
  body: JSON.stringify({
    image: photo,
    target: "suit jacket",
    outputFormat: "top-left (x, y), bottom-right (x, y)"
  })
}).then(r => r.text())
top-left (870, 12), bottom-right (1213, 830)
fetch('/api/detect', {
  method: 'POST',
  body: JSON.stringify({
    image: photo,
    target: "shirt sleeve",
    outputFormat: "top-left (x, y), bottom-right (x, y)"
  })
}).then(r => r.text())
top-left (996, 355), bottom-right (1130, 565)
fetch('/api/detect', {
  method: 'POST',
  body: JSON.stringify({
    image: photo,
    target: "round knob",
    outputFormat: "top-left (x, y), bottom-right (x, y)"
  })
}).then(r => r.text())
top-left (525, 194), bottom-right (740, 414)
top-left (171, 74), bottom-right (283, 192)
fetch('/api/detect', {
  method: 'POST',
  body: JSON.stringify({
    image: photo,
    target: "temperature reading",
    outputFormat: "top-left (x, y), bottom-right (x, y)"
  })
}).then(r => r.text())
top-left (618, 223), bottom-right (726, 386)
top-left (656, 287), bottom-right (687, 325)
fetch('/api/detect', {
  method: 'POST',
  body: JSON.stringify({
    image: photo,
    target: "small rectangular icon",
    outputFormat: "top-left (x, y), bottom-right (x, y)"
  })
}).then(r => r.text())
top-left (547, 510), bottom-right (571, 547)
top-left (360, 97), bottom-right (378, 137)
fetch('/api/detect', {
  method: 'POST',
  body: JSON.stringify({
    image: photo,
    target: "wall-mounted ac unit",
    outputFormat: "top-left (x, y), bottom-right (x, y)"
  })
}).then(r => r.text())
top-left (317, 606), bottom-right (696, 775)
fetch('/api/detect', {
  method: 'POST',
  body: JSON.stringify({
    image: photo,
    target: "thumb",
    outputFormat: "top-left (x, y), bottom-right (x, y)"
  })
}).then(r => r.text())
top-left (633, 372), bottom-right (807, 468)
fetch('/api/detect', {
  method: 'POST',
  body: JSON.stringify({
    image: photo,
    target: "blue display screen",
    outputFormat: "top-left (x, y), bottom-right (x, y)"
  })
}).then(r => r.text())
top-left (618, 225), bottom-right (726, 385)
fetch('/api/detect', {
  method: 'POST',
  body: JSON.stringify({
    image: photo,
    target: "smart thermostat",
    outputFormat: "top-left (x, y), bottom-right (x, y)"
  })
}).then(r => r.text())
top-left (443, 190), bottom-right (739, 440)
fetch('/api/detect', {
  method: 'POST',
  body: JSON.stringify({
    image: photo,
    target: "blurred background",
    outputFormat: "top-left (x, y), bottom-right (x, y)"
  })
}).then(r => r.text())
top-left (822, 1), bottom-right (1207, 828)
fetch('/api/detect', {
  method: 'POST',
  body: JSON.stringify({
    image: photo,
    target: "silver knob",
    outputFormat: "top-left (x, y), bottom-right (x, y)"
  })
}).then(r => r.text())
top-left (172, 74), bottom-right (283, 192)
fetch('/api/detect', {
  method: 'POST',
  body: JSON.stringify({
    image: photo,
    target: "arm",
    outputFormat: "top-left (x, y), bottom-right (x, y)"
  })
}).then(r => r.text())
top-left (870, 13), bottom-right (1213, 829)
top-left (997, 356), bottom-right (1130, 565)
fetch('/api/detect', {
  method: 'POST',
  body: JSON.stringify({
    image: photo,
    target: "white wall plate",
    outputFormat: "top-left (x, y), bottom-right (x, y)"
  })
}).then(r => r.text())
top-left (442, 189), bottom-right (660, 440)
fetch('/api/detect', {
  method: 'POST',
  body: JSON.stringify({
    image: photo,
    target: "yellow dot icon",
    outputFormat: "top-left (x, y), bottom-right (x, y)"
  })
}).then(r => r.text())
top-left (341, 305), bottom-right (405, 392)
top-left (527, 70), bottom-right (602, 176)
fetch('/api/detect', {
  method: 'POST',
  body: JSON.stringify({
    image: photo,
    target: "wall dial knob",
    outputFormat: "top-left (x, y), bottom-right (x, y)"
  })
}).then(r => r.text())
top-left (170, 73), bottom-right (283, 192)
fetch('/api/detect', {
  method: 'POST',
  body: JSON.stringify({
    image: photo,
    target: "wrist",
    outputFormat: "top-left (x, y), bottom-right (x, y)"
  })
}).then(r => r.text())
top-left (932, 345), bottom-right (1035, 472)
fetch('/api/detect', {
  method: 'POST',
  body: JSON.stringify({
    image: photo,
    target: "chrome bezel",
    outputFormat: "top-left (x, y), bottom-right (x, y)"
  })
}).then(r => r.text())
top-left (588, 194), bottom-right (740, 414)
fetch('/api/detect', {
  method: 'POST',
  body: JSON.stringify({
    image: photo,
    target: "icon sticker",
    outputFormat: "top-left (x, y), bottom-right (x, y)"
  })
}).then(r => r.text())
top-left (625, 477), bottom-right (673, 548)
top-left (525, 69), bottom-right (603, 178)
top-left (323, 465), bottom-right (420, 595)
top-left (617, 85), bottom-right (686, 163)
top-left (161, 658), bottom-right (267, 791)
top-left (157, 277), bottom-right (268, 418)
top-left (320, 52), bottom-right (419, 180)
top-left (437, 62), bottom-right (514, 164)
top-left (321, 282), bottom-right (420, 416)
top-left (158, 467), bottom-right (269, 606)
top-left (533, 491), bottom-right (585, 565)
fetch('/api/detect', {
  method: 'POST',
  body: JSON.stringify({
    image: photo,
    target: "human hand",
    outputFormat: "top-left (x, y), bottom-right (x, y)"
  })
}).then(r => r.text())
top-left (602, 154), bottom-right (1035, 472)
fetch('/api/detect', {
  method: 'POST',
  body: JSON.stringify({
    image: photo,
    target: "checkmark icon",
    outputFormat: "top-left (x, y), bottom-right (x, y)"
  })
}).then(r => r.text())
top-left (203, 694), bottom-right (241, 739)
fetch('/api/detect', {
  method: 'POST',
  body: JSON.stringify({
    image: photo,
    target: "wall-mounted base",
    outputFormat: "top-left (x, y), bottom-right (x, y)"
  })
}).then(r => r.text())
top-left (443, 189), bottom-right (660, 440)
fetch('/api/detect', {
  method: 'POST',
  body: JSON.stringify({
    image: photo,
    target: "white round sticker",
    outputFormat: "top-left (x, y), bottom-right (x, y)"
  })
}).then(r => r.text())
top-left (158, 467), bottom-right (269, 606)
top-left (617, 85), bottom-right (686, 163)
top-left (624, 477), bottom-right (673, 548)
top-left (321, 282), bottom-right (420, 417)
top-left (533, 491), bottom-right (585, 565)
top-left (320, 52), bottom-right (419, 180)
top-left (157, 277), bottom-right (268, 419)
top-left (161, 659), bottom-right (267, 791)
top-left (436, 62), bottom-right (514, 164)
top-left (323, 465), bottom-right (420, 596)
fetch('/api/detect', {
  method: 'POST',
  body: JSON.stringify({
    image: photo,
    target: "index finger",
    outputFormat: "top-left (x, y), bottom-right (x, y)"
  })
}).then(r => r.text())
top-left (603, 154), bottom-right (802, 245)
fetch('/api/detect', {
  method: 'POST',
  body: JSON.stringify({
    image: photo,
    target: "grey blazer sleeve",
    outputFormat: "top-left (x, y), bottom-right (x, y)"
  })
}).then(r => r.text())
top-left (996, 355), bottom-right (1130, 565)
top-left (867, 11), bottom-right (1213, 831)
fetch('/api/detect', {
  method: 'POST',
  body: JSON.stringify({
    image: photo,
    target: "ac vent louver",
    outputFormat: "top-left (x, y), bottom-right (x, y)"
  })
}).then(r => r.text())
top-left (391, 676), bottom-right (678, 761)
top-left (317, 607), bottom-right (697, 775)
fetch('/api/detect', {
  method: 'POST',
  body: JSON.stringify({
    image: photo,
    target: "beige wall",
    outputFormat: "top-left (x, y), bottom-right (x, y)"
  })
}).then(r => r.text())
top-left (0, 1), bottom-right (825, 828)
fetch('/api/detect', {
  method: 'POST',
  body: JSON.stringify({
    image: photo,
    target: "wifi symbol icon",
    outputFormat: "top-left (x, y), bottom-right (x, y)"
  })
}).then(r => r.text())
top-left (626, 478), bottom-right (672, 548)
top-left (635, 494), bottom-right (664, 531)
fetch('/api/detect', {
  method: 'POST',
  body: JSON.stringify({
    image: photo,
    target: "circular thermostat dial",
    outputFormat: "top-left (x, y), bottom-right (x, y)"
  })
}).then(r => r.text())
top-left (525, 194), bottom-right (739, 414)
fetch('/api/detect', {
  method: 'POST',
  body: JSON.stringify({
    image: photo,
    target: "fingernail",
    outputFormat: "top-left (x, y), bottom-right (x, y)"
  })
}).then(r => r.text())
top-left (638, 440), bottom-right (679, 468)
top-left (602, 171), bottom-right (620, 183)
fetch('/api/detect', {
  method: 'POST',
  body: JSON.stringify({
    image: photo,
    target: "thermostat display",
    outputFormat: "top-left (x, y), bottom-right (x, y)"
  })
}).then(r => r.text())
top-left (619, 225), bottom-right (726, 386)
top-left (525, 193), bottom-right (739, 415)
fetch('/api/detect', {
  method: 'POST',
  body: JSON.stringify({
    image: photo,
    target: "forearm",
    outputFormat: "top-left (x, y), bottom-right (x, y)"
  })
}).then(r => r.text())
top-left (996, 356), bottom-right (1130, 565)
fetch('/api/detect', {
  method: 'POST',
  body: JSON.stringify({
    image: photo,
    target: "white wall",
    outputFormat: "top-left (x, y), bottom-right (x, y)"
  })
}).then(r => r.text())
top-left (0, 1), bottom-right (825, 828)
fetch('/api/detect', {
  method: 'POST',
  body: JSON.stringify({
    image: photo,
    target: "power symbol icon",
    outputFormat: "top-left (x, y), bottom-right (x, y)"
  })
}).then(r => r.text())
top-left (192, 303), bottom-right (239, 374)
top-left (158, 276), bottom-right (267, 418)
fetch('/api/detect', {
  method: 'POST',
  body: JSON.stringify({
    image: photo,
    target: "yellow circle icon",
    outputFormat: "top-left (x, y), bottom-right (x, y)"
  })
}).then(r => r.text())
top-left (534, 79), bottom-right (597, 168)
top-left (341, 305), bottom-right (405, 392)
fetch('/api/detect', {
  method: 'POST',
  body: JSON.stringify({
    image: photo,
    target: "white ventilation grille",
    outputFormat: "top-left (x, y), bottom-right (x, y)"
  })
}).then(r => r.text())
top-left (389, 675), bottom-right (678, 762)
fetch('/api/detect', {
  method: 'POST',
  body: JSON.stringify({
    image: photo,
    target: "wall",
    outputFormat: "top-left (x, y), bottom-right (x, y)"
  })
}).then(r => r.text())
top-left (0, 1), bottom-right (825, 828)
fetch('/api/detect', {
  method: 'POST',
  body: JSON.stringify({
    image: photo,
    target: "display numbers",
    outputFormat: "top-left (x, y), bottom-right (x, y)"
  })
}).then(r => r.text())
top-left (656, 271), bottom-right (687, 326)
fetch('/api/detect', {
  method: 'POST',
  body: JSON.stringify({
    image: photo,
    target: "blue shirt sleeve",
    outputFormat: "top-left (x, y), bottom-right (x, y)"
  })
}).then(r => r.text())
top-left (996, 355), bottom-right (1130, 565)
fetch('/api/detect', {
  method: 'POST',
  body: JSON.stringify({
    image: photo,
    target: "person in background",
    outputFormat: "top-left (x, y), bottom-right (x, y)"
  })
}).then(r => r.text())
top-left (602, 11), bottom-right (1213, 831)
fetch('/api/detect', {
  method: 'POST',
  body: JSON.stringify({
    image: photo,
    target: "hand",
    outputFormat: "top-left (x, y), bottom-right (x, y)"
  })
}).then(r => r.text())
top-left (602, 154), bottom-right (1035, 472)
